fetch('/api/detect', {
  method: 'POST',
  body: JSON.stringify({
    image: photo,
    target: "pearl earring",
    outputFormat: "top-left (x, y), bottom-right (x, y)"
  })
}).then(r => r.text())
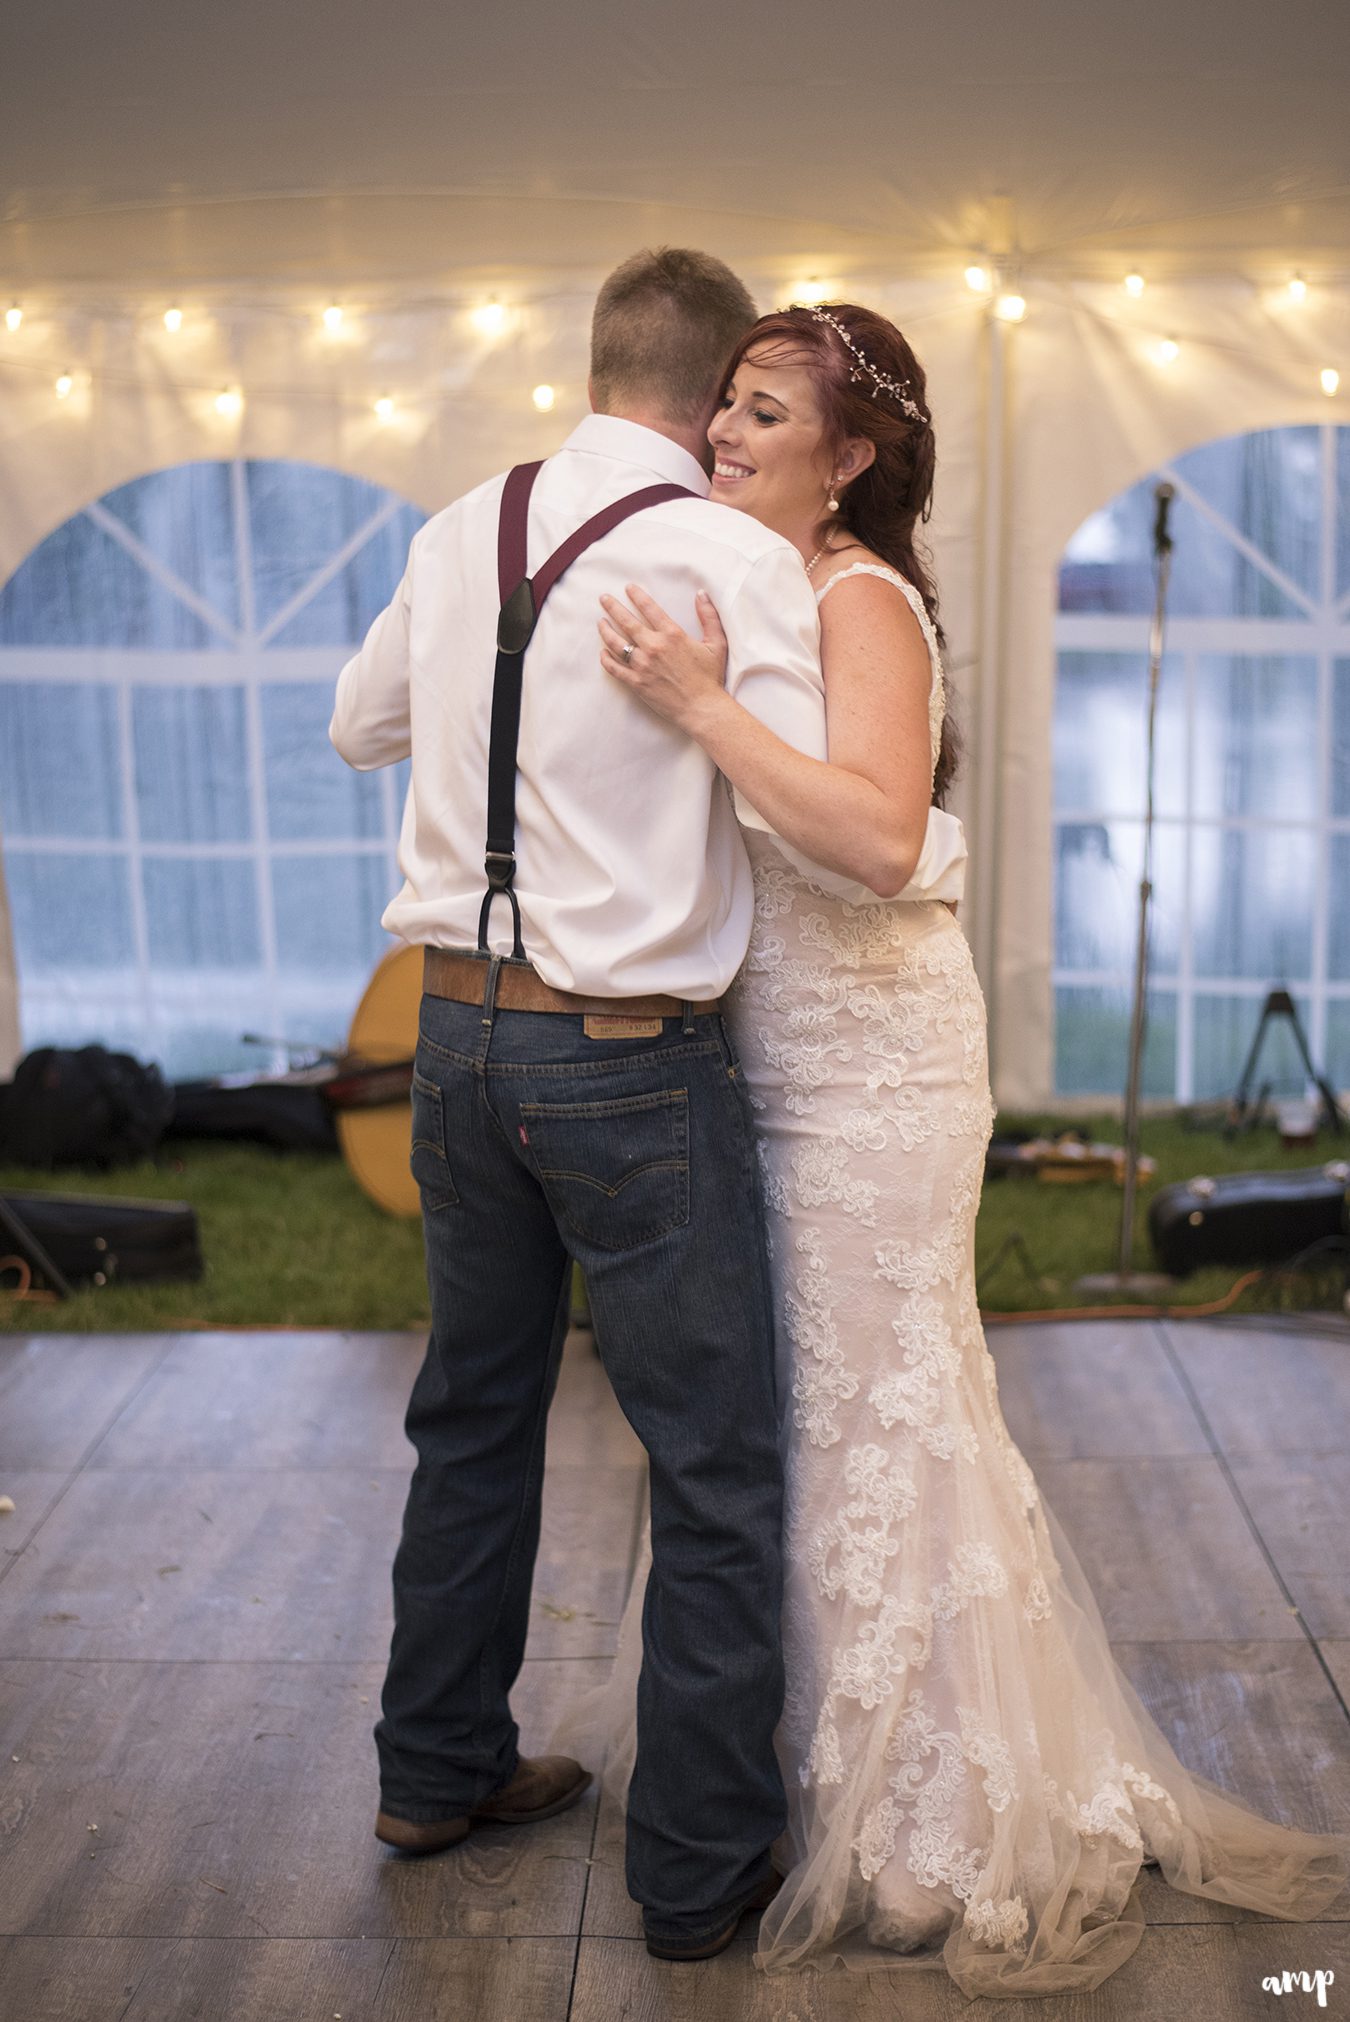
top-left (827, 478), bottom-right (840, 513)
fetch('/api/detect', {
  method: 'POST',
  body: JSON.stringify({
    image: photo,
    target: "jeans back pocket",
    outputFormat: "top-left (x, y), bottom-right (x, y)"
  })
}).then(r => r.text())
top-left (410, 1069), bottom-right (459, 1211)
top-left (519, 1087), bottom-right (689, 1251)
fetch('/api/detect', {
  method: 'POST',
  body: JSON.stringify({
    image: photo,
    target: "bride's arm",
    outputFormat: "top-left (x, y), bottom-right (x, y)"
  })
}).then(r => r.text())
top-left (600, 573), bottom-right (935, 899)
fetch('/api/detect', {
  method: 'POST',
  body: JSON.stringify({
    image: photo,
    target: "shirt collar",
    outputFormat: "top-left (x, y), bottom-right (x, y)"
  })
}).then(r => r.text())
top-left (559, 413), bottom-right (711, 497)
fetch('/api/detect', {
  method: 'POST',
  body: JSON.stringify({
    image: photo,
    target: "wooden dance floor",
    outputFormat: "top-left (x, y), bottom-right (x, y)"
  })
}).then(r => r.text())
top-left (1, 1317), bottom-right (1347, 2020)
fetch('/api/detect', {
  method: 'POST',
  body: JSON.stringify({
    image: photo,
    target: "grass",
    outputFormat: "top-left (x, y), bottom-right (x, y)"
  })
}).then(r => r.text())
top-left (1, 1115), bottom-right (1346, 1333)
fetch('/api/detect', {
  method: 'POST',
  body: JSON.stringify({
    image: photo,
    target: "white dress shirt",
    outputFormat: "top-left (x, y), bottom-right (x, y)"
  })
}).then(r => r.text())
top-left (330, 413), bottom-right (966, 999)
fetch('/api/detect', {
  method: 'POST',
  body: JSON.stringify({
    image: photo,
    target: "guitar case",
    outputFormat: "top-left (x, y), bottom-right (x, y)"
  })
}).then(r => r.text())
top-left (0, 1190), bottom-right (203, 1293)
top-left (1148, 1163), bottom-right (1350, 1277)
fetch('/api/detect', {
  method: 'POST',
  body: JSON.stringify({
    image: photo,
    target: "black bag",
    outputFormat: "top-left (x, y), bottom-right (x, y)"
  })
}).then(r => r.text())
top-left (1148, 1163), bottom-right (1350, 1278)
top-left (168, 1080), bottom-right (339, 1154)
top-left (0, 1190), bottom-right (202, 1291)
top-left (0, 1047), bottom-right (174, 1169)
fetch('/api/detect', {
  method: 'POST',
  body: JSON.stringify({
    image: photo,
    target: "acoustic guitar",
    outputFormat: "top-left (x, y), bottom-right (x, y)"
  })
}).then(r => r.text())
top-left (330, 943), bottom-right (422, 1219)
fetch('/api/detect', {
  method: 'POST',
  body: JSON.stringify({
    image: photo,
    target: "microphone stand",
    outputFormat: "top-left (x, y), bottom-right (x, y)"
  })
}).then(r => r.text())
top-left (1078, 481), bottom-right (1178, 1296)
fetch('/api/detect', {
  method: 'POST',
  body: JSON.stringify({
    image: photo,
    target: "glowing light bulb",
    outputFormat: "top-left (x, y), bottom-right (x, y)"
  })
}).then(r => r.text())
top-left (54, 371), bottom-right (74, 399)
top-left (215, 385), bottom-right (244, 418)
top-left (373, 394), bottom-right (395, 421)
top-left (322, 304), bottom-right (344, 333)
top-left (994, 293), bottom-right (1026, 324)
top-left (532, 383), bottom-right (556, 413)
top-left (1124, 272), bottom-right (1145, 297)
top-left (163, 306), bottom-right (183, 333)
top-left (791, 277), bottom-right (832, 306)
top-left (5, 304), bottom-right (22, 332)
top-left (964, 265), bottom-right (990, 294)
top-left (1155, 337), bottom-right (1179, 365)
top-left (1321, 367), bottom-right (1340, 397)
top-left (472, 299), bottom-right (507, 337)
top-left (1288, 276), bottom-right (1308, 303)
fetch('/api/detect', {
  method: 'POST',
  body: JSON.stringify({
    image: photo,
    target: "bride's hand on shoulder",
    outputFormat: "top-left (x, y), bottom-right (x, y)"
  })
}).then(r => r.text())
top-left (599, 586), bottom-right (730, 736)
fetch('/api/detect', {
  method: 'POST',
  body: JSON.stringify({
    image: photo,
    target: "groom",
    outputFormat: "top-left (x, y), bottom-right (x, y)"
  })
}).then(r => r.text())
top-left (331, 246), bottom-right (965, 1960)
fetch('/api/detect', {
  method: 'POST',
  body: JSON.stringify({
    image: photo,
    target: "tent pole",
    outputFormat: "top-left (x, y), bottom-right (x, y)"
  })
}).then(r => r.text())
top-left (971, 310), bottom-right (1009, 1066)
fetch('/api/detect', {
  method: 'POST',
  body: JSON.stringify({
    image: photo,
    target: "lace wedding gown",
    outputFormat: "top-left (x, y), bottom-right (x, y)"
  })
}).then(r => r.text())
top-left (557, 564), bottom-right (1346, 1996)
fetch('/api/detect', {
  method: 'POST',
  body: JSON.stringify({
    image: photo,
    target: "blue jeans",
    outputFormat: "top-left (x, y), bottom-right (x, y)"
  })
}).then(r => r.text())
top-left (376, 982), bottom-right (787, 1942)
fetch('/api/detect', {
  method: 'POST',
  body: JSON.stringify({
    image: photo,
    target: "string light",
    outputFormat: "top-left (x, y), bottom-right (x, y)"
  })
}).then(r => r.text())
top-left (5, 304), bottom-right (22, 333)
top-left (964, 265), bottom-right (991, 294)
top-left (531, 383), bottom-right (556, 413)
top-left (373, 394), bottom-right (395, 421)
top-left (791, 277), bottom-right (832, 306)
top-left (322, 304), bottom-right (344, 333)
top-left (163, 306), bottom-right (183, 333)
top-left (1124, 272), bottom-right (1146, 297)
top-left (994, 293), bottom-right (1027, 324)
top-left (1322, 367), bottom-right (1340, 397)
top-left (471, 299), bottom-right (506, 337)
top-left (1287, 276), bottom-right (1308, 303)
top-left (214, 385), bottom-right (244, 418)
top-left (1155, 337), bottom-right (1180, 365)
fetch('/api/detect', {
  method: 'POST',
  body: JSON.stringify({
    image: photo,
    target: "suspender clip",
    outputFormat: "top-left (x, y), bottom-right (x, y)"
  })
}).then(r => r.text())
top-left (497, 578), bottom-right (537, 655)
top-left (484, 850), bottom-right (516, 890)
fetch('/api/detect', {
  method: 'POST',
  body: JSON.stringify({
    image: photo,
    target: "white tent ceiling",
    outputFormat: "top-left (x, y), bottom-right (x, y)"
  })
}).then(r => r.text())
top-left (3, 0), bottom-right (1349, 290)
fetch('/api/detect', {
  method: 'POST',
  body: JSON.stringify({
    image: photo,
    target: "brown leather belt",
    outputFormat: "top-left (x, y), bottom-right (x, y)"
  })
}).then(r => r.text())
top-left (423, 947), bottom-right (721, 1020)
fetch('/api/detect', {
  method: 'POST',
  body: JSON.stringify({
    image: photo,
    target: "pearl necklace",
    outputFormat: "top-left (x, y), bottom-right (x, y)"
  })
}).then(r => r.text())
top-left (805, 543), bottom-right (831, 576)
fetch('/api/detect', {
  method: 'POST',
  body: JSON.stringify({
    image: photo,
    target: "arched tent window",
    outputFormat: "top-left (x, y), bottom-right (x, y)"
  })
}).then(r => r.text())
top-left (1053, 424), bottom-right (1350, 1103)
top-left (0, 459), bottom-right (425, 1077)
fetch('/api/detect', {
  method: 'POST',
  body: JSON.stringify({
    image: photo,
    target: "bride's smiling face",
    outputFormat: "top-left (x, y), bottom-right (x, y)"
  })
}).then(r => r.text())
top-left (707, 347), bottom-right (837, 538)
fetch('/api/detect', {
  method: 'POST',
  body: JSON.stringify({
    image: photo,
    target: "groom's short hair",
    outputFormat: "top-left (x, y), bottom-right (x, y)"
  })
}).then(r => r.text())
top-left (591, 248), bottom-right (757, 427)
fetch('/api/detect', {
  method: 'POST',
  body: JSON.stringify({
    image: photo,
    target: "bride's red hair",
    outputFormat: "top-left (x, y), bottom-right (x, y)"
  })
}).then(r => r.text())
top-left (720, 305), bottom-right (960, 803)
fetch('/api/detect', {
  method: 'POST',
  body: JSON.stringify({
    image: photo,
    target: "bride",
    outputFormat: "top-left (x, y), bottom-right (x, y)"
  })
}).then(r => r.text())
top-left (569, 301), bottom-right (1346, 1996)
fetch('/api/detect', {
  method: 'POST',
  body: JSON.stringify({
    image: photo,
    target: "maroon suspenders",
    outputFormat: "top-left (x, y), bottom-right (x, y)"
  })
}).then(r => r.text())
top-left (478, 461), bottom-right (698, 959)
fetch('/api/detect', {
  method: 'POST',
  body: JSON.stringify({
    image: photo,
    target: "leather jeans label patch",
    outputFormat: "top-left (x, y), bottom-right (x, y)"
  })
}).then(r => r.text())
top-left (583, 1015), bottom-right (664, 1040)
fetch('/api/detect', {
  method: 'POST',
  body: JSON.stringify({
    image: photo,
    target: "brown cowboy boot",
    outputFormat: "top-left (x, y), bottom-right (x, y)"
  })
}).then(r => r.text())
top-left (644, 1869), bottom-right (781, 1962)
top-left (375, 1755), bottom-right (592, 1855)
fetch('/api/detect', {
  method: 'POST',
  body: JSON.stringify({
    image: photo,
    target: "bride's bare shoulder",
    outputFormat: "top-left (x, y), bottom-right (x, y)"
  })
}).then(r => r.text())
top-left (814, 546), bottom-right (910, 598)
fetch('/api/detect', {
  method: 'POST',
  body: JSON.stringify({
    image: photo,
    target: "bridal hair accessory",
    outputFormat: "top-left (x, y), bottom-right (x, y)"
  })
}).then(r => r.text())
top-left (809, 307), bottom-right (929, 423)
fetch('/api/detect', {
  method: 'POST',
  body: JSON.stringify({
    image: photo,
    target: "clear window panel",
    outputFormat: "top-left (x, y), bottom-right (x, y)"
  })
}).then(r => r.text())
top-left (246, 460), bottom-right (424, 644)
top-left (6, 850), bottom-right (136, 969)
top-left (132, 685), bottom-right (252, 842)
top-left (98, 463), bottom-right (241, 635)
top-left (1191, 654), bottom-right (1318, 820)
top-left (1330, 835), bottom-right (1350, 981)
top-left (1327, 1001), bottom-right (1350, 1093)
top-left (1190, 826), bottom-right (1316, 981)
top-left (1333, 660), bottom-right (1350, 819)
top-left (142, 858), bottom-right (261, 968)
top-left (145, 973), bottom-right (282, 1078)
top-left (271, 853), bottom-right (394, 973)
top-left (1052, 652), bottom-right (1185, 817)
top-left (1058, 476), bottom-right (1307, 619)
top-left (1172, 427), bottom-right (1321, 603)
top-left (0, 679), bottom-right (123, 839)
top-left (1053, 984), bottom-right (1176, 1097)
top-left (1054, 820), bottom-right (1182, 976)
top-left (266, 507), bottom-right (425, 648)
top-left (1191, 991), bottom-right (1316, 1103)
top-left (0, 513), bottom-right (224, 649)
top-left (16, 984), bottom-right (153, 1062)
top-left (261, 681), bottom-right (385, 840)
